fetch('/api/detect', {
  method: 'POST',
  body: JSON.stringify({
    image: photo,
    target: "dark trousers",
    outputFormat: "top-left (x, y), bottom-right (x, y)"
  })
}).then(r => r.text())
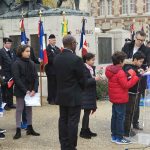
top-left (124, 94), bottom-right (138, 134)
top-left (132, 94), bottom-right (141, 126)
top-left (82, 109), bottom-right (91, 129)
top-left (0, 87), bottom-right (2, 108)
top-left (47, 75), bottom-right (57, 104)
top-left (111, 103), bottom-right (126, 139)
top-left (59, 105), bottom-right (81, 150)
top-left (1, 84), bottom-right (13, 107)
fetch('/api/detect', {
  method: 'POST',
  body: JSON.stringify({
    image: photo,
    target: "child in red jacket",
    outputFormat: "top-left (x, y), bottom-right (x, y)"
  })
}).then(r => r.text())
top-left (105, 51), bottom-right (139, 145)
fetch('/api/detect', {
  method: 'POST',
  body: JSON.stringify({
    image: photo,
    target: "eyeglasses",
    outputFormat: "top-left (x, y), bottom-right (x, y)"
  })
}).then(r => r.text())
top-left (72, 42), bottom-right (78, 45)
top-left (136, 37), bottom-right (145, 43)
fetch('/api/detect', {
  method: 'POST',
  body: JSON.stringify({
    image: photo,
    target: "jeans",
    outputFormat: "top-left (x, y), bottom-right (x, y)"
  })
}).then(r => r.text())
top-left (111, 103), bottom-right (126, 139)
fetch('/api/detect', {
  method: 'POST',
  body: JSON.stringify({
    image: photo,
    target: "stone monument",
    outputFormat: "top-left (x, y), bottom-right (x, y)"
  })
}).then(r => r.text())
top-left (0, 0), bottom-right (95, 96)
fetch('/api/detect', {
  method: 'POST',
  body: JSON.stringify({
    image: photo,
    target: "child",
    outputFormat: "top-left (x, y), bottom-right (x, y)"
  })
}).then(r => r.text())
top-left (105, 51), bottom-right (139, 144)
top-left (123, 51), bottom-right (145, 137)
top-left (12, 45), bottom-right (40, 139)
top-left (80, 53), bottom-right (100, 139)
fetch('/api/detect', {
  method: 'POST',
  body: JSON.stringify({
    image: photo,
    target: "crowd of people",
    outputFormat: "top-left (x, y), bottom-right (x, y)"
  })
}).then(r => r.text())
top-left (0, 30), bottom-right (150, 149)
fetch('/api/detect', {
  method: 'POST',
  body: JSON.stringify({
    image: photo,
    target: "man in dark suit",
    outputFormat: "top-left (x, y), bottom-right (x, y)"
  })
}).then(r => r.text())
top-left (45, 34), bottom-right (61, 104)
top-left (54, 35), bottom-right (85, 150)
top-left (0, 38), bottom-right (16, 110)
top-left (122, 31), bottom-right (150, 130)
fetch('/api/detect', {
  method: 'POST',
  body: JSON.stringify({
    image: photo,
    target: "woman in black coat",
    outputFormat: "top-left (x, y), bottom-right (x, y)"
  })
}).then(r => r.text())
top-left (80, 53), bottom-right (100, 139)
top-left (12, 45), bottom-right (40, 140)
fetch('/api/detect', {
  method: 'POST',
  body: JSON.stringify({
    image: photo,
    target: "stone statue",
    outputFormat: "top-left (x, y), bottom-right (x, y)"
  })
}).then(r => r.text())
top-left (57, 0), bottom-right (80, 10)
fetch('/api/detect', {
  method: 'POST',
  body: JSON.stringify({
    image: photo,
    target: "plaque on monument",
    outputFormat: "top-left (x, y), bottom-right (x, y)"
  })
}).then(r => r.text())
top-left (98, 37), bottom-right (112, 64)
top-left (10, 35), bottom-right (21, 50)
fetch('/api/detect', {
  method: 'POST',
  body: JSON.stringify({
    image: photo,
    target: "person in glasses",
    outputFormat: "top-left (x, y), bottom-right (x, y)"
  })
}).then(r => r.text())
top-left (122, 30), bottom-right (150, 130)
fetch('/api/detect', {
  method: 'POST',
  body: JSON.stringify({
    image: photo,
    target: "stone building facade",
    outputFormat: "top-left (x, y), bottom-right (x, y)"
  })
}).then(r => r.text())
top-left (90, 0), bottom-right (150, 41)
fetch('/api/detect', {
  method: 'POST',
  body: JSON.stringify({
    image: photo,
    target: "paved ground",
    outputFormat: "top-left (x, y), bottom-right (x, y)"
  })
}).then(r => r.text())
top-left (0, 99), bottom-right (149, 150)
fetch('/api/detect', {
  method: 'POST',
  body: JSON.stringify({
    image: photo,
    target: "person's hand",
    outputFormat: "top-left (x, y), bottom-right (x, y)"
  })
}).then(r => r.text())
top-left (95, 76), bottom-right (101, 81)
top-left (38, 58), bottom-right (43, 63)
top-left (91, 109), bottom-right (96, 115)
top-left (138, 69), bottom-right (145, 75)
top-left (26, 91), bottom-right (30, 95)
top-left (29, 91), bottom-right (35, 97)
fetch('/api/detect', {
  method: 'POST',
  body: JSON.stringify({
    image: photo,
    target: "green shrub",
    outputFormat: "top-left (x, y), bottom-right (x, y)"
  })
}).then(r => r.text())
top-left (96, 79), bottom-right (109, 100)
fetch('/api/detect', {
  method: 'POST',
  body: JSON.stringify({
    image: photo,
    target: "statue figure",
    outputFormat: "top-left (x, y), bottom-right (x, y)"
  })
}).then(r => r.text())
top-left (57, 0), bottom-right (80, 10)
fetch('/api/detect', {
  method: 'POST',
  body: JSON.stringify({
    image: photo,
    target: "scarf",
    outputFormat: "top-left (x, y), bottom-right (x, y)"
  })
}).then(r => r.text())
top-left (85, 63), bottom-right (94, 77)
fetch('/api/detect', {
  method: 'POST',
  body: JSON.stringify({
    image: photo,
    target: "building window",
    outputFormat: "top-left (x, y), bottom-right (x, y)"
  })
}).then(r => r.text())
top-left (100, 0), bottom-right (106, 16)
top-left (122, 0), bottom-right (136, 14)
top-left (146, 0), bottom-right (150, 12)
top-left (122, 0), bottom-right (128, 14)
top-left (108, 0), bottom-right (112, 15)
top-left (130, 0), bottom-right (136, 13)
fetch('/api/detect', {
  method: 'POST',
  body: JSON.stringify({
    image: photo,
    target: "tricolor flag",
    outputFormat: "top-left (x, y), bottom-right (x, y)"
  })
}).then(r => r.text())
top-left (79, 18), bottom-right (88, 57)
top-left (130, 24), bottom-right (135, 41)
top-left (38, 20), bottom-right (48, 65)
top-left (141, 24), bottom-right (144, 32)
top-left (20, 18), bottom-right (27, 45)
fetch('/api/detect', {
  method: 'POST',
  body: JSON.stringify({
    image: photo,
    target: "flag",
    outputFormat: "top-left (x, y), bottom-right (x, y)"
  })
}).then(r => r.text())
top-left (20, 18), bottom-right (27, 45)
top-left (130, 24), bottom-right (135, 41)
top-left (62, 15), bottom-right (68, 37)
top-left (79, 18), bottom-right (88, 57)
top-left (38, 20), bottom-right (48, 65)
top-left (141, 24), bottom-right (144, 31)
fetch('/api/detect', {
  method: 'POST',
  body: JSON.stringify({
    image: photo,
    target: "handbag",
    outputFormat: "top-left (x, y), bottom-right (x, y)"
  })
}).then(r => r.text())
top-left (24, 93), bottom-right (41, 107)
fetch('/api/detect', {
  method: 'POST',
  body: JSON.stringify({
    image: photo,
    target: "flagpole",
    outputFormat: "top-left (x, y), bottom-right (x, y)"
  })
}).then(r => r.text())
top-left (39, 10), bottom-right (43, 106)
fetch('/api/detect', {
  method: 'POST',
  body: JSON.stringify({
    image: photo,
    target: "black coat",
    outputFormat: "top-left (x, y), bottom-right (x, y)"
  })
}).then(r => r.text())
top-left (12, 58), bottom-right (39, 97)
top-left (81, 65), bottom-right (97, 110)
top-left (45, 44), bottom-right (61, 75)
top-left (53, 49), bottom-right (85, 107)
top-left (122, 41), bottom-right (150, 69)
top-left (0, 48), bottom-right (16, 82)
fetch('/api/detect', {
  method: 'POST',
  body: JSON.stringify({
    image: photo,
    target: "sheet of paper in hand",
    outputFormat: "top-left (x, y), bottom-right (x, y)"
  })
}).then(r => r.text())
top-left (25, 93), bottom-right (41, 107)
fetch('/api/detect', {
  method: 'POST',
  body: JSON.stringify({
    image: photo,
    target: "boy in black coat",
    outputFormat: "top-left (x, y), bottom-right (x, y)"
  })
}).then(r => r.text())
top-left (123, 51), bottom-right (145, 137)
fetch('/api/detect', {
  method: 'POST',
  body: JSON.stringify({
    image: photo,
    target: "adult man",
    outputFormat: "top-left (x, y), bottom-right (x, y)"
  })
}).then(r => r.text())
top-left (54, 35), bottom-right (85, 150)
top-left (0, 38), bottom-right (16, 110)
top-left (45, 34), bottom-right (61, 104)
top-left (122, 31), bottom-right (150, 130)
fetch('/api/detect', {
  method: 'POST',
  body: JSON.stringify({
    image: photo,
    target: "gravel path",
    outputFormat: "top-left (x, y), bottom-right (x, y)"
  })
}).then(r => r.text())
top-left (0, 99), bottom-right (148, 150)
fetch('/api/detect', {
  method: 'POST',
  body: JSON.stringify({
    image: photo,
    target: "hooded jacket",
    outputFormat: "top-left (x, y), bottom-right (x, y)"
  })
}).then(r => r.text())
top-left (105, 65), bottom-right (139, 104)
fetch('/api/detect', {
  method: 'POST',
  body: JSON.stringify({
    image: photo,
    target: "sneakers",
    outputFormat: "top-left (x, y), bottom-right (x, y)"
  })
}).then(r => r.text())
top-left (115, 137), bottom-right (131, 145)
top-left (0, 128), bottom-right (6, 134)
top-left (111, 136), bottom-right (117, 143)
top-left (133, 124), bottom-right (143, 130)
top-left (0, 133), bottom-right (5, 139)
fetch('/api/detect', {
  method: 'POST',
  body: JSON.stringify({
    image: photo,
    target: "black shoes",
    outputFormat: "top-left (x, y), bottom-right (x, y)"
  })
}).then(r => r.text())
top-left (13, 128), bottom-right (21, 140)
top-left (26, 125), bottom-right (40, 136)
top-left (80, 128), bottom-right (97, 139)
top-left (87, 128), bottom-right (97, 137)
top-left (0, 133), bottom-right (5, 139)
top-left (133, 124), bottom-right (143, 130)
top-left (80, 129), bottom-right (91, 139)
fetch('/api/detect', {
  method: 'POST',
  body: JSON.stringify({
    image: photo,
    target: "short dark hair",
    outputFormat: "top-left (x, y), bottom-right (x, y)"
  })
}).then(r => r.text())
top-left (49, 34), bottom-right (56, 39)
top-left (16, 45), bottom-right (30, 57)
top-left (136, 31), bottom-right (146, 37)
top-left (83, 53), bottom-right (95, 63)
top-left (147, 41), bottom-right (150, 45)
top-left (133, 51), bottom-right (145, 61)
top-left (112, 51), bottom-right (127, 65)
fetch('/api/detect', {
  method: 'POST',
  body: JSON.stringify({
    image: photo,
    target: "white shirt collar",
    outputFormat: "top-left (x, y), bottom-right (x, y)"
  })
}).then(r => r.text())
top-left (4, 47), bottom-right (9, 52)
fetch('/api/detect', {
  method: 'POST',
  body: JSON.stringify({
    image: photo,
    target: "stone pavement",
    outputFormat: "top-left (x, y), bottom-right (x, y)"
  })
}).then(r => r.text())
top-left (0, 99), bottom-right (147, 150)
